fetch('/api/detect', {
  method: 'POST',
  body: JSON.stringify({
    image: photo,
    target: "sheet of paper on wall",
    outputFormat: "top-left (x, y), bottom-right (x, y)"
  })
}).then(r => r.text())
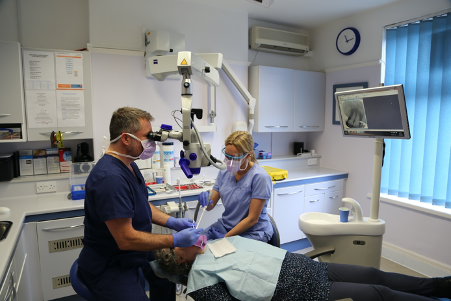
top-left (22, 50), bottom-right (56, 90)
top-left (56, 90), bottom-right (85, 127)
top-left (55, 52), bottom-right (84, 89)
top-left (25, 90), bottom-right (58, 128)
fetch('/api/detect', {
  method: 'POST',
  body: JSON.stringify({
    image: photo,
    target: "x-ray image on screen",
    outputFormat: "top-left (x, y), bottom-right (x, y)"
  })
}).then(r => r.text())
top-left (335, 84), bottom-right (410, 139)
top-left (340, 99), bottom-right (368, 129)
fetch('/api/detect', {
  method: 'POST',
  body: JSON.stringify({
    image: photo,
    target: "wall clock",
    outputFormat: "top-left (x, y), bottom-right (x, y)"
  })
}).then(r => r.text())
top-left (336, 27), bottom-right (361, 55)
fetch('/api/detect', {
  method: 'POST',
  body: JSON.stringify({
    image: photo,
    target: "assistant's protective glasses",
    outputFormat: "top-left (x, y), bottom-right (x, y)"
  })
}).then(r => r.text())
top-left (222, 147), bottom-right (247, 160)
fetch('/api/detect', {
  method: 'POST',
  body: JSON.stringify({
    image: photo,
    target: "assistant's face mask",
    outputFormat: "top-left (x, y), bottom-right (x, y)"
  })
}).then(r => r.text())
top-left (193, 235), bottom-right (207, 251)
top-left (108, 133), bottom-right (156, 160)
top-left (222, 147), bottom-right (250, 173)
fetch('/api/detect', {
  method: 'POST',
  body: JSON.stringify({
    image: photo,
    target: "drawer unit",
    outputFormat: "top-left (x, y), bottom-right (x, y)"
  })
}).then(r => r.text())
top-left (305, 179), bottom-right (343, 196)
top-left (324, 190), bottom-right (344, 214)
top-left (37, 216), bottom-right (84, 301)
top-left (304, 194), bottom-right (325, 213)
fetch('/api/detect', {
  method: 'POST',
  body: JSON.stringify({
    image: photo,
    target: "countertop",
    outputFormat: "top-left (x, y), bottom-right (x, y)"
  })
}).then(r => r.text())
top-left (0, 165), bottom-right (348, 287)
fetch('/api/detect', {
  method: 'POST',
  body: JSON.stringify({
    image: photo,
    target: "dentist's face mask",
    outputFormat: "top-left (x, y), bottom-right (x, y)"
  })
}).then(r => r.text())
top-left (193, 235), bottom-right (207, 251)
top-left (108, 133), bottom-right (156, 160)
top-left (222, 147), bottom-right (249, 173)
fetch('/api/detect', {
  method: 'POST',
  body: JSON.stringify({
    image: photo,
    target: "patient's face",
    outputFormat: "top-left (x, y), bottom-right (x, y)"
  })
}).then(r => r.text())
top-left (174, 245), bottom-right (205, 264)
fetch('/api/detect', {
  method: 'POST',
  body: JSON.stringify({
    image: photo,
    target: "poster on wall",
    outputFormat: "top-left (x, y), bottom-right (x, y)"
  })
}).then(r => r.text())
top-left (56, 90), bottom-right (85, 127)
top-left (22, 50), bottom-right (86, 128)
top-left (25, 90), bottom-right (58, 128)
top-left (23, 51), bottom-right (58, 128)
top-left (55, 52), bottom-right (84, 89)
top-left (23, 51), bottom-right (56, 90)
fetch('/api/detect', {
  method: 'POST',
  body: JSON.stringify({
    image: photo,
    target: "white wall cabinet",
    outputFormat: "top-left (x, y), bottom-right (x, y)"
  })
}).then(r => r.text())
top-left (273, 185), bottom-right (305, 244)
top-left (249, 66), bottom-right (294, 132)
top-left (249, 65), bottom-right (325, 133)
top-left (0, 40), bottom-right (27, 142)
top-left (294, 70), bottom-right (325, 132)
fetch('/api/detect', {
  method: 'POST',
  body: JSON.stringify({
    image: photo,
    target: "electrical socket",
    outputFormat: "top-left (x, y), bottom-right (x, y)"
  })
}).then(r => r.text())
top-left (36, 181), bottom-right (57, 194)
top-left (308, 158), bottom-right (318, 166)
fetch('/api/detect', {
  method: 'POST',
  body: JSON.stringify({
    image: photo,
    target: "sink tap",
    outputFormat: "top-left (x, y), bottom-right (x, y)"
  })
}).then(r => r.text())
top-left (342, 198), bottom-right (364, 222)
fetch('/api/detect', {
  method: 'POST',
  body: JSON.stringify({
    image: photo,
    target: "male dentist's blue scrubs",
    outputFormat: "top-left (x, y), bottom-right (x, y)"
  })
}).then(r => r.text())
top-left (78, 154), bottom-right (174, 301)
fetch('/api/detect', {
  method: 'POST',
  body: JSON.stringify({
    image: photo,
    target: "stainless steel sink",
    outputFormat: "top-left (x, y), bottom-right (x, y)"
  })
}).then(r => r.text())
top-left (0, 221), bottom-right (12, 242)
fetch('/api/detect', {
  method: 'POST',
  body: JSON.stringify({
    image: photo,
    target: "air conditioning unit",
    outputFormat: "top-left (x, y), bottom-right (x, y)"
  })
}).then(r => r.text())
top-left (249, 26), bottom-right (309, 56)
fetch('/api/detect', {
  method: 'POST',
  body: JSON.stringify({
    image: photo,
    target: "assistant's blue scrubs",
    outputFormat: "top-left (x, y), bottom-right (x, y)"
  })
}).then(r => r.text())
top-left (204, 163), bottom-right (273, 242)
top-left (78, 154), bottom-right (174, 301)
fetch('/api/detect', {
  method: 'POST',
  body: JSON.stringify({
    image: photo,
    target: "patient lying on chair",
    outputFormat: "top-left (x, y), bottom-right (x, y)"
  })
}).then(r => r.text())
top-left (154, 235), bottom-right (450, 301)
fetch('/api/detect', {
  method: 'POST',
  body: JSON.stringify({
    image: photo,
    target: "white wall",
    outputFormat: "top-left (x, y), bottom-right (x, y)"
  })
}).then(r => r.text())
top-left (309, 0), bottom-right (451, 72)
top-left (308, 0), bottom-right (451, 266)
top-left (89, 0), bottom-right (248, 61)
top-left (0, 0), bottom-right (19, 42)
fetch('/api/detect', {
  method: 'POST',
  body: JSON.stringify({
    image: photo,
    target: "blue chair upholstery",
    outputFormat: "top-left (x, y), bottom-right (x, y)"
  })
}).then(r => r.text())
top-left (70, 259), bottom-right (98, 301)
top-left (267, 214), bottom-right (280, 248)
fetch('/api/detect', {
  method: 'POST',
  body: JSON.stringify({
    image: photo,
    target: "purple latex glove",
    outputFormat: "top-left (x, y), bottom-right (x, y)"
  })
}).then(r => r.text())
top-left (198, 191), bottom-right (213, 207)
top-left (172, 228), bottom-right (203, 248)
top-left (207, 227), bottom-right (225, 239)
top-left (166, 217), bottom-right (195, 231)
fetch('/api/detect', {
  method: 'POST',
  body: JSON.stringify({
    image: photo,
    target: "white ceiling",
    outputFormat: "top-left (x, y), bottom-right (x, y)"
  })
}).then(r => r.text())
top-left (181, 0), bottom-right (402, 29)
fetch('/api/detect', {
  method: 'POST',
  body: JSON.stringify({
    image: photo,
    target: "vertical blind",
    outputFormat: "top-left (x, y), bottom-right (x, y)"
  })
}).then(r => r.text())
top-left (381, 13), bottom-right (451, 209)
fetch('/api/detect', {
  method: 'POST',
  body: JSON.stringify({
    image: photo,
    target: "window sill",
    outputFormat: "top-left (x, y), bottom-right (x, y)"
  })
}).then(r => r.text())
top-left (367, 193), bottom-right (451, 220)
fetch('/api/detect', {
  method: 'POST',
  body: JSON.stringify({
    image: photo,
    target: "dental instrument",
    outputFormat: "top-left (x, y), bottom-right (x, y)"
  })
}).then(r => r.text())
top-left (196, 207), bottom-right (206, 229)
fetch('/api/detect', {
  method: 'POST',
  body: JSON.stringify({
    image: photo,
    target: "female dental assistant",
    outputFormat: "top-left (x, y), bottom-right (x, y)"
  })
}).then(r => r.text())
top-left (198, 131), bottom-right (273, 242)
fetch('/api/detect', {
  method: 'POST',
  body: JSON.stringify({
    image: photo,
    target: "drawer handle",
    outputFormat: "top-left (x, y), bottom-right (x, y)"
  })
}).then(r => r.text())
top-left (0, 114), bottom-right (11, 117)
top-left (277, 191), bottom-right (303, 196)
top-left (309, 199), bottom-right (320, 203)
top-left (39, 131), bottom-right (83, 135)
top-left (299, 125), bottom-right (320, 128)
top-left (329, 196), bottom-right (339, 199)
top-left (42, 224), bottom-right (84, 231)
top-left (264, 126), bottom-right (288, 128)
top-left (314, 185), bottom-right (336, 190)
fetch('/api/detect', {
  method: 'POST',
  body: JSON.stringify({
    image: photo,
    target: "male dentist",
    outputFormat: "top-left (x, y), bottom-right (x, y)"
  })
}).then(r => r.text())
top-left (78, 107), bottom-right (202, 301)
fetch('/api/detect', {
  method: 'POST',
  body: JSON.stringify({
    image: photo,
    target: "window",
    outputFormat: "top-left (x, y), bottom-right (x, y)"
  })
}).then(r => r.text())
top-left (381, 11), bottom-right (451, 209)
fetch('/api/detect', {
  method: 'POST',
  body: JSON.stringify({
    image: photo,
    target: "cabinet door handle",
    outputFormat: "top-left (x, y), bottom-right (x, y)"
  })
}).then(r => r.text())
top-left (329, 196), bottom-right (339, 199)
top-left (277, 190), bottom-right (303, 196)
top-left (264, 126), bottom-right (288, 128)
top-left (299, 125), bottom-right (320, 128)
top-left (309, 199), bottom-right (320, 203)
top-left (39, 131), bottom-right (84, 135)
top-left (0, 114), bottom-right (11, 117)
top-left (41, 224), bottom-right (84, 231)
top-left (314, 185), bottom-right (336, 190)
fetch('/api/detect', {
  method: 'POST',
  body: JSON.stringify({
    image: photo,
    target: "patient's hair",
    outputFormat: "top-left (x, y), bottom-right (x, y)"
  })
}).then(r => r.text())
top-left (154, 248), bottom-right (192, 275)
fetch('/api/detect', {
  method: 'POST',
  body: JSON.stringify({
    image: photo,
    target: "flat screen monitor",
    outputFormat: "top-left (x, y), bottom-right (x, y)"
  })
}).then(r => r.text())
top-left (335, 84), bottom-right (410, 139)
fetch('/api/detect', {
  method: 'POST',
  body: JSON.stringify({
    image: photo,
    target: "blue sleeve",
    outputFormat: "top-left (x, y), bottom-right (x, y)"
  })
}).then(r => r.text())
top-left (250, 169), bottom-right (273, 200)
top-left (89, 173), bottom-right (135, 222)
top-left (213, 170), bottom-right (224, 192)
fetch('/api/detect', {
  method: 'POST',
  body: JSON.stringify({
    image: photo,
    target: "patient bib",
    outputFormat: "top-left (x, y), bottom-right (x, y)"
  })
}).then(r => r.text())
top-left (186, 236), bottom-right (287, 301)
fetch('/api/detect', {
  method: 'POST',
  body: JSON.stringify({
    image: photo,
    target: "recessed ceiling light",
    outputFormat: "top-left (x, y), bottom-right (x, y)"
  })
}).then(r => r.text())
top-left (246, 0), bottom-right (275, 8)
